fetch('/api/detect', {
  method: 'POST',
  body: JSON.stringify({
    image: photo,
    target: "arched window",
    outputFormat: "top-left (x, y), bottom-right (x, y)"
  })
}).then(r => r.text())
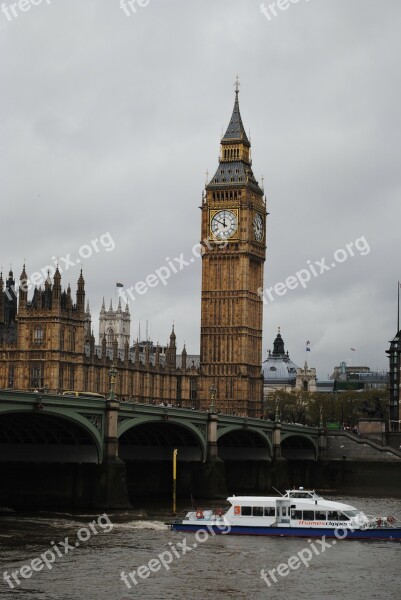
top-left (34, 326), bottom-right (44, 345)
top-left (69, 329), bottom-right (75, 352)
top-left (107, 328), bottom-right (114, 344)
top-left (58, 365), bottom-right (64, 390)
top-left (30, 363), bottom-right (44, 389)
top-left (8, 365), bottom-right (15, 388)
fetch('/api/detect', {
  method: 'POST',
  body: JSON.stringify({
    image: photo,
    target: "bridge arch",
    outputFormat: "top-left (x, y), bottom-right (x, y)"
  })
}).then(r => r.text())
top-left (281, 433), bottom-right (318, 460)
top-left (118, 416), bottom-right (206, 461)
top-left (0, 407), bottom-right (103, 463)
top-left (217, 426), bottom-right (272, 460)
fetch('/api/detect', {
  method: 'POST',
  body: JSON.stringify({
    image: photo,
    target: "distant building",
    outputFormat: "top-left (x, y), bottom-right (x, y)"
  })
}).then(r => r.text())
top-left (332, 361), bottom-right (388, 391)
top-left (99, 297), bottom-right (130, 350)
top-left (296, 361), bottom-right (317, 393)
top-left (332, 362), bottom-right (370, 380)
top-left (386, 332), bottom-right (400, 431)
top-left (263, 329), bottom-right (316, 396)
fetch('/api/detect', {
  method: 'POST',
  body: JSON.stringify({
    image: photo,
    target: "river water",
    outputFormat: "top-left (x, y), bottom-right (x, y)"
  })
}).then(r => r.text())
top-left (1, 496), bottom-right (400, 600)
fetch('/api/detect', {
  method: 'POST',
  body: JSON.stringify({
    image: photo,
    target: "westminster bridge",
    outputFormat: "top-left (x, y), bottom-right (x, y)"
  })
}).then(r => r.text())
top-left (1, 390), bottom-right (401, 507)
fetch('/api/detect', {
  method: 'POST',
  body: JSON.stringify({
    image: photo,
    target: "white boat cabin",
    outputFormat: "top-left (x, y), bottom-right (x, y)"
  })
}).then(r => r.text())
top-left (222, 489), bottom-right (367, 528)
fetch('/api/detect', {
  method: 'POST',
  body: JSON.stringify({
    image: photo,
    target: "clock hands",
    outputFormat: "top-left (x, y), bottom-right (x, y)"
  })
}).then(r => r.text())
top-left (211, 210), bottom-right (237, 240)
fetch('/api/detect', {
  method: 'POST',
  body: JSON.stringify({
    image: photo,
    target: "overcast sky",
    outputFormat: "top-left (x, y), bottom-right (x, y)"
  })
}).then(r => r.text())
top-left (1, 0), bottom-right (400, 379)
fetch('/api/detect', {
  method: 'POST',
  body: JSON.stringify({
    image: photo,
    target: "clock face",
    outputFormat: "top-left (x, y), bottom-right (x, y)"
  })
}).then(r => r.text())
top-left (253, 213), bottom-right (264, 242)
top-left (211, 209), bottom-right (238, 240)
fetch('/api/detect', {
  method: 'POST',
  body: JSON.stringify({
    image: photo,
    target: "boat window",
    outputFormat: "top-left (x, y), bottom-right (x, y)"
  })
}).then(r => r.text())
top-left (327, 511), bottom-right (342, 521)
top-left (264, 507), bottom-right (275, 517)
top-left (253, 507), bottom-right (263, 517)
top-left (291, 510), bottom-right (302, 520)
top-left (241, 506), bottom-right (252, 516)
top-left (316, 511), bottom-right (327, 520)
top-left (342, 510), bottom-right (358, 519)
top-left (303, 511), bottom-right (315, 520)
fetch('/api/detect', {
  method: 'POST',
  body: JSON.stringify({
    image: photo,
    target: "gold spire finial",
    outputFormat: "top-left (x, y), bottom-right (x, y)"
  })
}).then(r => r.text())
top-left (234, 74), bottom-right (240, 95)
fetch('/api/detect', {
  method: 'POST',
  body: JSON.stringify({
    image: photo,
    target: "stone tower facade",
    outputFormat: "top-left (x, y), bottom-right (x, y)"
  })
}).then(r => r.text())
top-left (0, 270), bottom-right (18, 347)
top-left (0, 266), bottom-right (87, 391)
top-left (99, 297), bottom-right (131, 350)
top-left (199, 85), bottom-right (267, 417)
top-left (295, 362), bottom-right (317, 393)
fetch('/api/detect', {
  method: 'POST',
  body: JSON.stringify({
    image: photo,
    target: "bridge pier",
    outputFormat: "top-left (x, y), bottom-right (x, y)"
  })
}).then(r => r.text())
top-left (318, 425), bottom-right (326, 458)
top-left (193, 412), bottom-right (227, 498)
top-left (273, 420), bottom-right (282, 459)
top-left (94, 398), bottom-right (130, 508)
top-left (271, 418), bottom-right (290, 489)
top-left (206, 412), bottom-right (219, 461)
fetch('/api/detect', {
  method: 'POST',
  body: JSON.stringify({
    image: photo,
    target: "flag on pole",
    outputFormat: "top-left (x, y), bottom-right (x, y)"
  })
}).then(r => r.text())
top-left (116, 282), bottom-right (124, 288)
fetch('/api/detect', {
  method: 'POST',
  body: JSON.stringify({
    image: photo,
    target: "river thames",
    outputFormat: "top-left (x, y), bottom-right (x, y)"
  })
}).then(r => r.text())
top-left (1, 495), bottom-right (400, 600)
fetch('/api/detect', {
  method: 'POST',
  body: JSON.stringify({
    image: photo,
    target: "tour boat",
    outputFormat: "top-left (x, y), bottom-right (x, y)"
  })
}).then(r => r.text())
top-left (170, 489), bottom-right (401, 540)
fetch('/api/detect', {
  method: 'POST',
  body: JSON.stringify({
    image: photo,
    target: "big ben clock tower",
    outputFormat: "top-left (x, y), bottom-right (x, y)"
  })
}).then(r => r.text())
top-left (200, 80), bottom-right (267, 417)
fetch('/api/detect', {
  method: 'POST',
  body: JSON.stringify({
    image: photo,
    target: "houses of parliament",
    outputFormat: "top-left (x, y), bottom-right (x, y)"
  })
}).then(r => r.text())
top-left (0, 86), bottom-right (267, 417)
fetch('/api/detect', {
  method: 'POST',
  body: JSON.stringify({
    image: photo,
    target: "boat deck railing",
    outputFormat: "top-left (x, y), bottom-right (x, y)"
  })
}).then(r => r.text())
top-left (364, 515), bottom-right (399, 529)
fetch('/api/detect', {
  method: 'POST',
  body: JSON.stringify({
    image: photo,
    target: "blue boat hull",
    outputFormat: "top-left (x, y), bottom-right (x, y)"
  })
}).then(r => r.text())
top-left (171, 523), bottom-right (401, 540)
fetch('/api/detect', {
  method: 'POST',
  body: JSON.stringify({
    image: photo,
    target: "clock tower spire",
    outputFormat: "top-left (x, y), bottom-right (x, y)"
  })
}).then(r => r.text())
top-left (199, 83), bottom-right (267, 417)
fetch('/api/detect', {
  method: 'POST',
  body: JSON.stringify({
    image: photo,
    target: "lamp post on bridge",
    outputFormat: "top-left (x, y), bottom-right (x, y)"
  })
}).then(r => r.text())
top-left (108, 365), bottom-right (117, 401)
top-left (104, 364), bottom-right (119, 464)
top-left (275, 398), bottom-right (280, 423)
top-left (209, 384), bottom-right (217, 413)
top-left (319, 405), bottom-right (324, 430)
top-left (273, 398), bottom-right (282, 459)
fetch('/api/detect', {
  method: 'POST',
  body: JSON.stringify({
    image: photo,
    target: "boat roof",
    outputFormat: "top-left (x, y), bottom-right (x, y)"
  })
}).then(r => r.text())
top-left (227, 495), bottom-right (358, 512)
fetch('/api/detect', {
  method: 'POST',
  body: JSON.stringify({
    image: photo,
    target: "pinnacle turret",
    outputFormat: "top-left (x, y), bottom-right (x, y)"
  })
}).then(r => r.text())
top-left (221, 84), bottom-right (250, 146)
top-left (206, 82), bottom-right (262, 195)
top-left (19, 264), bottom-right (28, 308)
top-left (272, 328), bottom-right (286, 358)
